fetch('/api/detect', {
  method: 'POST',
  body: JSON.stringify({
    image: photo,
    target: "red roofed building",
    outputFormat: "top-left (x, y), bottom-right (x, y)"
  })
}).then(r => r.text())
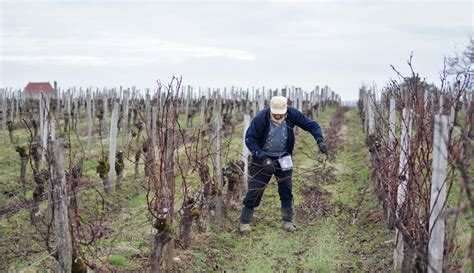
top-left (23, 82), bottom-right (57, 99)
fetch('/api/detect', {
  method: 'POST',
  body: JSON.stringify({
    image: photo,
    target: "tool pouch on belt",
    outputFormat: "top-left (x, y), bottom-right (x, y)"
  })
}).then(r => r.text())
top-left (262, 157), bottom-right (276, 174)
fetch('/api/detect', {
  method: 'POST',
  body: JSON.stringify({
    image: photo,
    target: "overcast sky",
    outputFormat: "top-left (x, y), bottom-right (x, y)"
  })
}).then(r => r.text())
top-left (1, 0), bottom-right (472, 100)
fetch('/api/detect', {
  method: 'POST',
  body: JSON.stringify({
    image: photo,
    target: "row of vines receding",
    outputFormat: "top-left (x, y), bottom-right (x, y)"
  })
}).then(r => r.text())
top-left (359, 58), bottom-right (473, 272)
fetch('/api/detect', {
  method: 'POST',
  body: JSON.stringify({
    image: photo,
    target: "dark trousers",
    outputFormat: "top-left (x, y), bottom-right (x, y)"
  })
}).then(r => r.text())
top-left (242, 157), bottom-right (293, 210)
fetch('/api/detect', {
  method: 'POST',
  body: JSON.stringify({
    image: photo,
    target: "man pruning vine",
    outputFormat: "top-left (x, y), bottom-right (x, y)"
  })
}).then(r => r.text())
top-left (240, 96), bottom-right (328, 233)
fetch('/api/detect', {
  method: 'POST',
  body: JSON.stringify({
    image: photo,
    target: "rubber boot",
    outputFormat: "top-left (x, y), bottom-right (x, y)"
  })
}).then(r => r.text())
top-left (239, 207), bottom-right (254, 233)
top-left (281, 207), bottom-right (296, 232)
top-left (283, 221), bottom-right (296, 232)
top-left (281, 207), bottom-right (293, 222)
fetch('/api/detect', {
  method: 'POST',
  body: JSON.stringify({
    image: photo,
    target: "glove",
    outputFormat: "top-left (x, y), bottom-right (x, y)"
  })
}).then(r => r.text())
top-left (318, 142), bottom-right (328, 155)
top-left (262, 157), bottom-right (276, 174)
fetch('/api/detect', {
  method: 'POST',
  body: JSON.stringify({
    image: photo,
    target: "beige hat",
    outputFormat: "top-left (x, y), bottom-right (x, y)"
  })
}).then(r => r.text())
top-left (270, 96), bottom-right (288, 115)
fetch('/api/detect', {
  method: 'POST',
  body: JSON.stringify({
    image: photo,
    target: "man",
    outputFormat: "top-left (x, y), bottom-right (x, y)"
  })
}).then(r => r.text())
top-left (240, 96), bottom-right (328, 233)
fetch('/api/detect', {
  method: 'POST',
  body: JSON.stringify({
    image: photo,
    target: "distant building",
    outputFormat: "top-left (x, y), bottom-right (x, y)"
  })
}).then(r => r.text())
top-left (23, 82), bottom-right (57, 99)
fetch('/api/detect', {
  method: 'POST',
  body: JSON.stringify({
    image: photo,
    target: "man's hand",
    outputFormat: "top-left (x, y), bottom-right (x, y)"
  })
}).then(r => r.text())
top-left (318, 142), bottom-right (328, 155)
top-left (262, 157), bottom-right (276, 174)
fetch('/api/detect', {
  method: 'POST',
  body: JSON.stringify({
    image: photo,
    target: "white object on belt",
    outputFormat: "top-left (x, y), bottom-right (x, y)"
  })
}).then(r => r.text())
top-left (278, 155), bottom-right (293, 171)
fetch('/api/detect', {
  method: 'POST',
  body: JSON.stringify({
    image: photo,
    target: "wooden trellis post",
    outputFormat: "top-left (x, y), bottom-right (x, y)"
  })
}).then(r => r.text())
top-left (122, 89), bottom-right (129, 135)
top-left (315, 86), bottom-right (320, 116)
top-left (320, 87), bottom-right (324, 108)
top-left (151, 105), bottom-right (157, 156)
top-left (50, 117), bottom-right (56, 141)
top-left (41, 95), bottom-right (50, 168)
top-left (160, 119), bottom-right (176, 271)
top-left (213, 92), bottom-right (223, 220)
top-left (91, 91), bottom-right (96, 128)
top-left (87, 91), bottom-right (93, 159)
top-left (49, 140), bottom-right (72, 273)
top-left (199, 94), bottom-right (205, 127)
top-left (364, 91), bottom-right (369, 136)
top-left (267, 87), bottom-right (271, 106)
top-left (231, 86), bottom-right (237, 115)
top-left (10, 95), bottom-right (14, 123)
top-left (368, 93), bottom-right (376, 136)
top-left (428, 115), bottom-right (448, 273)
top-left (449, 102), bottom-right (455, 129)
top-left (16, 91), bottom-right (20, 122)
top-left (242, 114), bottom-right (250, 193)
top-left (39, 95), bottom-right (44, 138)
top-left (1, 94), bottom-right (6, 144)
top-left (185, 86), bottom-right (191, 128)
top-left (107, 102), bottom-right (119, 192)
top-left (101, 95), bottom-right (107, 135)
top-left (145, 91), bottom-right (151, 131)
top-left (424, 90), bottom-right (429, 112)
top-left (470, 94), bottom-right (474, 137)
top-left (67, 91), bottom-right (71, 132)
top-left (439, 94), bottom-right (444, 114)
top-left (74, 98), bottom-right (79, 130)
top-left (128, 99), bottom-right (134, 142)
top-left (297, 88), bottom-right (302, 111)
top-left (394, 107), bottom-right (413, 271)
top-left (259, 87), bottom-right (265, 111)
top-left (71, 91), bottom-right (76, 130)
top-left (55, 86), bottom-right (60, 118)
top-left (288, 85), bottom-right (292, 102)
top-left (245, 89), bottom-right (249, 114)
top-left (389, 97), bottom-right (396, 151)
top-left (252, 96), bottom-right (257, 118)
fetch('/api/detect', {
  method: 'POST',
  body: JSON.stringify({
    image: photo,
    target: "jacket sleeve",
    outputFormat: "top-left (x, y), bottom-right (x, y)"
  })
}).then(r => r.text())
top-left (245, 115), bottom-right (266, 160)
top-left (293, 109), bottom-right (324, 144)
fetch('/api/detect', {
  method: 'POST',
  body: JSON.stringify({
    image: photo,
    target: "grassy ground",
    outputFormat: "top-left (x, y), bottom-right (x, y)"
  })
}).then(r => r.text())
top-left (7, 106), bottom-right (470, 271)
top-left (172, 108), bottom-right (394, 272)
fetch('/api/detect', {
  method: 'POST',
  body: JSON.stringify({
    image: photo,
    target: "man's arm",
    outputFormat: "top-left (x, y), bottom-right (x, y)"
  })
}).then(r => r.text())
top-left (292, 109), bottom-right (324, 144)
top-left (245, 115), bottom-right (266, 160)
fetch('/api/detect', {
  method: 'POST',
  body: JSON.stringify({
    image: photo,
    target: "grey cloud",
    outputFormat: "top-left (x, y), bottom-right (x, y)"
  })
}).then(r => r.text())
top-left (1, 0), bottom-right (472, 100)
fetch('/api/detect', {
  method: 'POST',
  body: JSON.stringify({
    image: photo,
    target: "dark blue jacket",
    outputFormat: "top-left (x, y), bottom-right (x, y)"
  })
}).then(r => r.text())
top-left (245, 107), bottom-right (324, 160)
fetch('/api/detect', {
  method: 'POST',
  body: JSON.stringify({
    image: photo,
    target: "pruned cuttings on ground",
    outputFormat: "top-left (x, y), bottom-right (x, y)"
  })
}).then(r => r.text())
top-left (296, 185), bottom-right (332, 223)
